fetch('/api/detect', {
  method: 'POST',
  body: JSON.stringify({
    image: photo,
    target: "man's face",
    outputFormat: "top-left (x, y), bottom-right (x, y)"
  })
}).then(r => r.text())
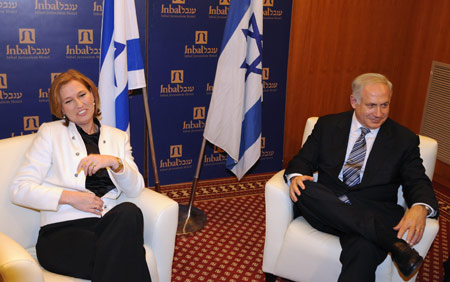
top-left (350, 83), bottom-right (391, 129)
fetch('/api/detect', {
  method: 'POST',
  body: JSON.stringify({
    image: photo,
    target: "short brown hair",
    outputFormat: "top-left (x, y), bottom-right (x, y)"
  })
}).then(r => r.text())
top-left (49, 69), bottom-right (101, 126)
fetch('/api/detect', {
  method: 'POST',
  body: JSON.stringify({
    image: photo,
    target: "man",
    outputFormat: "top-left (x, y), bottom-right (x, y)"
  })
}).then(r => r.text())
top-left (285, 73), bottom-right (439, 282)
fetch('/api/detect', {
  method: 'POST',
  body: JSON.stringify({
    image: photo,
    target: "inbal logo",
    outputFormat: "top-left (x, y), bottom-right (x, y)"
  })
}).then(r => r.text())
top-left (195, 31), bottom-right (208, 44)
top-left (260, 136), bottom-right (275, 159)
top-left (161, 70), bottom-right (195, 97)
top-left (93, 1), bottom-right (103, 14)
top-left (263, 0), bottom-right (273, 7)
top-left (170, 145), bottom-right (182, 158)
top-left (171, 70), bottom-right (184, 84)
top-left (39, 73), bottom-right (58, 102)
top-left (160, 0), bottom-right (196, 18)
top-left (19, 28), bottom-right (35, 44)
top-left (185, 30), bottom-right (218, 58)
top-left (78, 29), bottom-right (93, 44)
top-left (0, 74), bottom-right (7, 89)
top-left (262, 67), bottom-right (278, 92)
top-left (35, 0), bottom-right (78, 15)
top-left (24, 116), bottom-right (39, 131)
top-left (66, 30), bottom-right (100, 59)
top-left (263, 0), bottom-right (283, 19)
top-left (38, 88), bottom-right (49, 100)
top-left (206, 82), bottom-right (214, 94)
top-left (262, 68), bottom-right (269, 80)
top-left (209, 0), bottom-right (229, 18)
top-left (204, 145), bottom-right (227, 165)
top-left (0, 1), bottom-right (18, 12)
top-left (160, 144), bottom-right (193, 170)
top-left (6, 28), bottom-right (51, 59)
top-left (51, 73), bottom-right (61, 83)
top-left (193, 107), bottom-right (205, 120)
top-left (183, 107), bottom-right (205, 133)
top-left (0, 73), bottom-right (23, 104)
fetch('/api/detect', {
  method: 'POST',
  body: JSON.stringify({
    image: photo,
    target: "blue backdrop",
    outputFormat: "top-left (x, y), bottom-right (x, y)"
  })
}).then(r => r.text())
top-left (0, 0), bottom-right (292, 185)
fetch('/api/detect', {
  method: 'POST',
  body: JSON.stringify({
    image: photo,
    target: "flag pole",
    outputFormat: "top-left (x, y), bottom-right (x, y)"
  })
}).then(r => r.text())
top-left (142, 87), bottom-right (161, 192)
top-left (177, 137), bottom-right (207, 234)
top-left (141, 0), bottom-right (160, 192)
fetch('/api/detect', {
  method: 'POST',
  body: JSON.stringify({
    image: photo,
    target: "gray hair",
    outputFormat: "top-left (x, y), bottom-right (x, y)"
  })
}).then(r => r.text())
top-left (352, 73), bottom-right (393, 104)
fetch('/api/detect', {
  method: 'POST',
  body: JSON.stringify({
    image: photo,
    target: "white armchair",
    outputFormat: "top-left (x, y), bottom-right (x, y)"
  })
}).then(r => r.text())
top-left (0, 133), bottom-right (178, 282)
top-left (263, 117), bottom-right (439, 282)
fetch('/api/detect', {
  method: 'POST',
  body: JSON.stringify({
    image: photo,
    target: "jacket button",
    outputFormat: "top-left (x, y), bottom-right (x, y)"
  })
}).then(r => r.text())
top-left (74, 173), bottom-right (78, 177)
top-left (76, 152), bottom-right (80, 156)
top-left (72, 136), bottom-right (75, 140)
top-left (103, 140), bottom-right (106, 144)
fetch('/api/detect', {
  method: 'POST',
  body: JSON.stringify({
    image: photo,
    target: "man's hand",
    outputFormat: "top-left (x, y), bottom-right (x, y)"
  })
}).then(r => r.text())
top-left (289, 175), bottom-right (314, 202)
top-left (393, 205), bottom-right (428, 246)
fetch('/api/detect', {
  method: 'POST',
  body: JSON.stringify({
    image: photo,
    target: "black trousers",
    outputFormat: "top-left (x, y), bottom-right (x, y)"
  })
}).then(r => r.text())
top-left (444, 255), bottom-right (450, 282)
top-left (36, 202), bottom-right (151, 282)
top-left (294, 181), bottom-right (405, 282)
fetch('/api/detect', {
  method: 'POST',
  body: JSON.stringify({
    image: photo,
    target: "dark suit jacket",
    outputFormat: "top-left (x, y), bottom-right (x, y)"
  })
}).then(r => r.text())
top-left (285, 111), bottom-right (439, 213)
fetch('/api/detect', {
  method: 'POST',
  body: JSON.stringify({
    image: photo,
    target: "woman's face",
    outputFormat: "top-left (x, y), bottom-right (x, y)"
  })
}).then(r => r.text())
top-left (60, 80), bottom-right (95, 130)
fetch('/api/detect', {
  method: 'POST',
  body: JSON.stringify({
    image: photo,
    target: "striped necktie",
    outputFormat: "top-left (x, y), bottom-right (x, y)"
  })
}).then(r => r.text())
top-left (343, 127), bottom-right (370, 187)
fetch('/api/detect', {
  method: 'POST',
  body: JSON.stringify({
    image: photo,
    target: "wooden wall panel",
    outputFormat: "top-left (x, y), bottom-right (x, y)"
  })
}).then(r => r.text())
top-left (283, 0), bottom-right (450, 186)
top-left (396, 0), bottom-right (450, 187)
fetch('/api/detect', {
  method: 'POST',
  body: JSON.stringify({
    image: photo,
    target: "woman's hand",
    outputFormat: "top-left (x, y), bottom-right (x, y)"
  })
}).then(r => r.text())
top-left (77, 154), bottom-right (119, 176)
top-left (59, 190), bottom-right (104, 215)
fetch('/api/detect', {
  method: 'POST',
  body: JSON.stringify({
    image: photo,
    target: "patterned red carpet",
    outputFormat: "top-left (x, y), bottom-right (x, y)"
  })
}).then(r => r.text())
top-left (159, 173), bottom-right (449, 282)
top-left (419, 183), bottom-right (450, 282)
top-left (161, 173), bottom-right (268, 282)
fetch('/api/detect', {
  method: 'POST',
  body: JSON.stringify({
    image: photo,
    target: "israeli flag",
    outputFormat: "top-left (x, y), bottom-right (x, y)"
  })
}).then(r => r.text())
top-left (98, 0), bottom-right (146, 132)
top-left (204, 0), bottom-right (263, 180)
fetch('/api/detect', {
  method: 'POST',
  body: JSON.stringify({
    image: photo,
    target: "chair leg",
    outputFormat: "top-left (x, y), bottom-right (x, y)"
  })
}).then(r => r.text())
top-left (265, 272), bottom-right (277, 282)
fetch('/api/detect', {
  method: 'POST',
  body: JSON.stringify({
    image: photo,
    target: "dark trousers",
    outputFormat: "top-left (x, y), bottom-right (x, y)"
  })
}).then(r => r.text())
top-left (444, 255), bottom-right (450, 282)
top-left (36, 202), bottom-right (151, 282)
top-left (294, 181), bottom-right (405, 282)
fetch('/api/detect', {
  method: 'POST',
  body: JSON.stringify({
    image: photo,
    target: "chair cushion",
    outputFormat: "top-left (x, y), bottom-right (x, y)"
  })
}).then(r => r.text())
top-left (274, 217), bottom-right (393, 282)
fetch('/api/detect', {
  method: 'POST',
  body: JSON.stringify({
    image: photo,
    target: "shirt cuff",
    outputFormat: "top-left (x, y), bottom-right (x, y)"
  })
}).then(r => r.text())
top-left (411, 203), bottom-right (436, 217)
top-left (286, 173), bottom-right (303, 186)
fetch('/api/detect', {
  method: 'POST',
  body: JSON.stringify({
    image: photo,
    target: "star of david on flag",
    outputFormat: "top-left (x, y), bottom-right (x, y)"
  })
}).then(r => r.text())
top-left (204, 0), bottom-right (263, 180)
top-left (98, 0), bottom-right (146, 132)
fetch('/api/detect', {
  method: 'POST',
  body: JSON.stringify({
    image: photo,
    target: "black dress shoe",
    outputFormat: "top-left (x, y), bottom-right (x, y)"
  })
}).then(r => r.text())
top-left (391, 240), bottom-right (424, 278)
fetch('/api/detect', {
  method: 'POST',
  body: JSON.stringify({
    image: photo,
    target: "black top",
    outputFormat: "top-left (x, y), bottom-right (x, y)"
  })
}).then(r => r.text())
top-left (76, 119), bottom-right (115, 197)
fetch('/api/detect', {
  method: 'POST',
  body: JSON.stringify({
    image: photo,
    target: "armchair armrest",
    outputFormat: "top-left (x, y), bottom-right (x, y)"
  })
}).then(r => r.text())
top-left (0, 232), bottom-right (44, 282)
top-left (416, 218), bottom-right (439, 256)
top-left (263, 170), bottom-right (294, 274)
top-left (392, 218), bottom-right (439, 282)
top-left (119, 188), bottom-right (178, 282)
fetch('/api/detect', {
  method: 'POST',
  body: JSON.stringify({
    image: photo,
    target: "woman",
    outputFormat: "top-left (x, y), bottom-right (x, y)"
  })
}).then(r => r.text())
top-left (10, 69), bottom-right (151, 282)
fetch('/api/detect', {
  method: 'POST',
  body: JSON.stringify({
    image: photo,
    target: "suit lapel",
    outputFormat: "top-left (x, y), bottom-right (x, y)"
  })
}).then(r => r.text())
top-left (360, 119), bottom-right (394, 186)
top-left (329, 113), bottom-right (352, 179)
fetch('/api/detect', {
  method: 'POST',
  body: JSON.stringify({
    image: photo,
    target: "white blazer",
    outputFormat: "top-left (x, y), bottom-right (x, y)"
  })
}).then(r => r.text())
top-left (10, 120), bottom-right (145, 227)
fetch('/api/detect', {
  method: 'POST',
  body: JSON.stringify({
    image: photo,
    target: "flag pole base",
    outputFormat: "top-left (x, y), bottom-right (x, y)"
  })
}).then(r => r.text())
top-left (177, 204), bottom-right (207, 235)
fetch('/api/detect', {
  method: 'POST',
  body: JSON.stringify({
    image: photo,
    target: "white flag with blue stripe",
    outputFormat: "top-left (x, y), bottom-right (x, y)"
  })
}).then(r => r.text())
top-left (203, 0), bottom-right (263, 180)
top-left (98, 0), bottom-right (146, 132)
